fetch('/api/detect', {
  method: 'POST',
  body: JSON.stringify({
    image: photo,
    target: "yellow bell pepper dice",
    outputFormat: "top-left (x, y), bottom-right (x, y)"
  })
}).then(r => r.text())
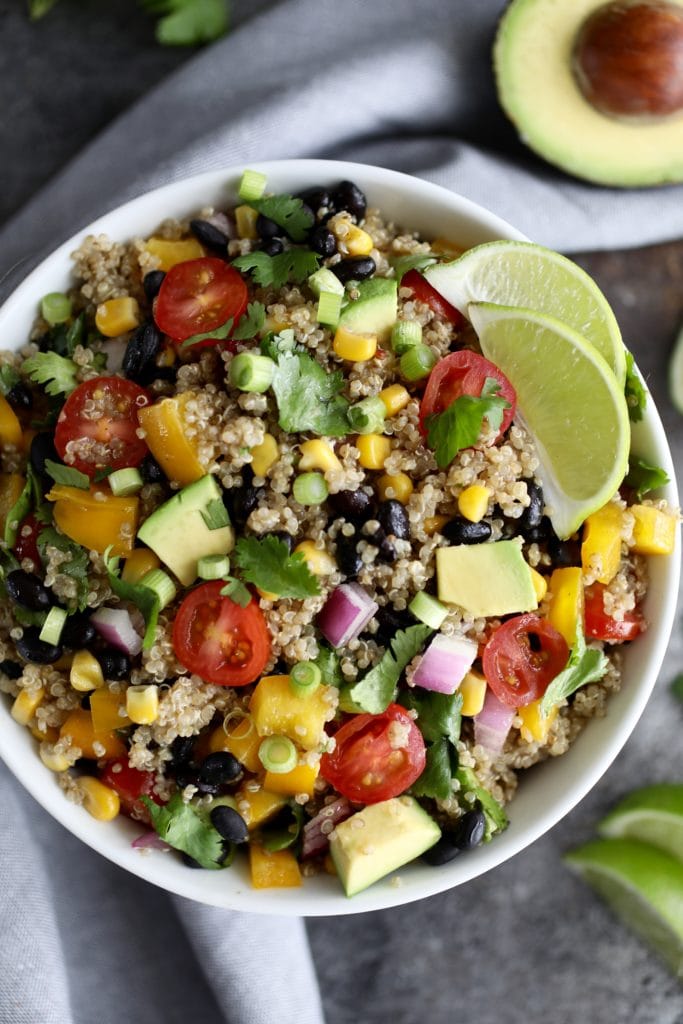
top-left (0, 473), bottom-right (26, 535)
top-left (144, 237), bottom-right (205, 271)
top-left (581, 503), bottom-right (624, 585)
top-left (518, 699), bottom-right (559, 744)
top-left (264, 761), bottom-right (319, 799)
top-left (249, 844), bottom-right (302, 889)
top-left (47, 485), bottom-right (139, 557)
top-left (0, 394), bottom-right (23, 448)
top-left (122, 547), bottom-right (160, 584)
top-left (547, 567), bottom-right (584, 647)
top-left (59, 709), bottom-right (127, 760)
top-left (95, 297), bottom-right (141, 338)
top-left (90, 688), bottom-right (132, 732)
top-left (250, 674), bottom-right (332, 751)
top-left (237, 787), bottom-right (288, 829)
top-left (137, 394), bottom-right (205, 487)
top-left (207, 716), bottom-right (262, 773)
top-left (631, 505), bottom-right (678, 555)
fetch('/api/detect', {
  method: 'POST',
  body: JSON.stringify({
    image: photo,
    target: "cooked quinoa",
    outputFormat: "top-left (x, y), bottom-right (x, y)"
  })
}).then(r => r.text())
top-left (0, 172), bottom-right (676, 894)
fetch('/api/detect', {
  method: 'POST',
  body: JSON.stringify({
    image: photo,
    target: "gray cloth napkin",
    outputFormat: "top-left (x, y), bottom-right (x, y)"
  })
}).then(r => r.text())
top-left (2, 2), bottom-right (682, 1023)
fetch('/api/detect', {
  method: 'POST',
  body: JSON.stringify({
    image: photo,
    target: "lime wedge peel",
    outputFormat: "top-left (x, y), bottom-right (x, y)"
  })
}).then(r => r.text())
top-left (599, 784), bottom-right (683, 862)
top-left (468, 302), bottom-right (630, 540)
top-left (670, 323), bottom-right (683, 415)
top-left (424, 240), bottom-right (627, 385)
top-left (565, 837), bottom-right (683, 978)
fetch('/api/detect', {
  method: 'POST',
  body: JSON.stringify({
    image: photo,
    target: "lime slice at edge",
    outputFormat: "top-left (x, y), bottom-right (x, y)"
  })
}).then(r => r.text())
top-left (599, 784), bottom-right (683, 862)
top-left (669, 323), bottom-right (683, 415)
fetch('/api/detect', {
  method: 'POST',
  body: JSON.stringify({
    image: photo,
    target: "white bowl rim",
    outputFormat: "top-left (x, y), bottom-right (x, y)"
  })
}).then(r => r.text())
top-left (0, 158), bottom-right (678, 916)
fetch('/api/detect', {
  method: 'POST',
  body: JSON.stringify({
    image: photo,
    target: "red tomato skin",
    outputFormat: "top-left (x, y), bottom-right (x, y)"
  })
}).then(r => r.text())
top-left (54, 377), bottom-right (151, 478)
top-left (172, 581), bottom-right (271, 687)
top-left (13, 514), bottom-right (42, 567)
top-left (100, 758), bottom-right (162, 824)
top-left (419, 350), bottom-right (517, 440)
top-left (402, 270), bottom-right (466, 327)
top-left (320, 703), bottom-right (426, 804)
top-left (154, 257), bottom-right (249, 345)
top-left (584, 584), bottom-right (644, 643)
top-left (483, 614), bottom-right (569, 708)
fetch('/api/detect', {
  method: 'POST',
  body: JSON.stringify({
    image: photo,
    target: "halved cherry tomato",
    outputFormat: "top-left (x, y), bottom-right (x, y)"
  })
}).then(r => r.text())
top-left (419, 350), bottom-right (517, 439)
top-left (402, 269), bottom-right (465, 326)
top-left (154, 257), bottom-right (249, 344)
top-left (172, 581), bottom-right (271, 687)
top-left (320, 703), bottom-right (426, 804)
top-left (100, 758), bottom-right (162, 824)
top-left (13, 513), bottom-right (41, 567)
top-left (54, 376), bottom-right (151, 478)
top-left (483, 613), bottom-right (569, 708)
top-left (584, 583), bottom-right (644, 643)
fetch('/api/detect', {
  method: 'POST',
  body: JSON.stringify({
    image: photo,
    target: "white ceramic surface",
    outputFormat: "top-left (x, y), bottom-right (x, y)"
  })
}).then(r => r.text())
top-left (0, 160), bottom-right (678, 916)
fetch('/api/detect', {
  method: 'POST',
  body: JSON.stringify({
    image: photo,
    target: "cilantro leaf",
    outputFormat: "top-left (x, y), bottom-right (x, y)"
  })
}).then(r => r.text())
top-left (219, 577), bottom-right (252, 608)
top-left (23, 352), bottom-right (78, 397)
top-left (343, 624), bottom-right (433, 715)
top-left (200, 498), bottom-right (231, 531)
top-left (260, 329), bottom-right (300, 360)
top-left (103, 548), bottom-right (160, 650)
top-left (44, 459), bottom-right (90, 490)
top-left (142, 0), bottom-right (230, 46)
top-left (28, 0), bottom-right (59, 20)
top-left (232, 249), bottom-right (320, 289)
top-left (260, 802), bottom-right (305, 852)
top-left (540, 630), bottom-right (609, 716)
top-left (392, 253), bottom-right (438, 283)
top-left (234, 536), bottom-right (320, 599)
top-left (455, 766), bottom-right (508, 840)
top-left (426, 377), bottom-right (510, 469)
top-left (38, 312), bottom-right (86, 359)
top-left (36, 526), bottom-right (90, 611)
top-left (0, 365), bottom-right (21, 396)
top-left (314, 644), bottom-right (343, 687)
top-left (143, 794), bottom-right (228, 869)
top-left (625, 456), bottom-right (670, 501)
top-left (4, 475), bottom-right (33, 549)
top-left (271, 350), bottom-right (350, 436)
top-left (399, 688), bottom-right (462, 745)
top-left (180, 317), bottom-right (234, 350)
top-left (232, 301), bottom-right (266, 341)
top-left (249, 194), bottom-right (314, 244)
top-left (625, 350), bottom-right (647, 422)
top-left (411, 738), bottom-right (454, 801)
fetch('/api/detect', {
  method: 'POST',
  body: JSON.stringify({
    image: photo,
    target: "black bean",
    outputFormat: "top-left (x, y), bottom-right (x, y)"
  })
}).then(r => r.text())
top-left (190, 218), bottom-right (229, 253)
top-left (328, 488), bottom-right (374, 524)
top-left (453, 808), bottom-right (487, 850)
top-left (518, 481), bottom-right (544, 533)
top-left (210, 804), bottom-right (249, 844)
top-left (377, 499), bottom-right (410, 541)
top-left (141, 364), bottom-right (177, 386)
top-left (297, 186), bottom-right (333, 217)
top-left (95, 648), bottom-right (132, 680)
top-left (333, 180), bottom-right (367, 222)
top-left (331, 256), bottom-right (376, 283)
top-left (15, 628), bottom-right (62, 665)
top-left (169, 735), bottom-right (195, 770)
top-left (30, 432), bottom-right (58, 482)
top-left (548, 537), bottom-right (580, 568)
top-left (6, 570), bottom-right (51, 612)
top-left (140, 454), bottom-right (166, 485)
top-left (143, 270), bottom-right (165, 301)
top-left (0, 659), bottom-right (22, 679)
top-left (422, 835), bottom-right (461, 866)
top-left (308, 225), bottom-right (336, 257)
top-left (442, 517), bottom-right (492, 545)
top-left (259, 237), bottom-right (285, 257)
top-left (80, 694), bottom-right (92, 711)
top-left (523, 516), bottom-right (554, 544)
top-left (223, 484), bottom-right (263, 530)
top-left (372, 528), bottom-right (396, 564)
top-left (60, 611), bottom-right (96, 649)
top-left (256, 213), bottom-right (281, 239)
top-left (122, 322), bottom-right (162, 382)
top-left (336, 535), bottom-right (363, 578)
top-left (198, 752), bottom-right (242, 787)
top-left (374, 605), bottom-right (412, 645)
top-left (7, 381), bottom-right (33, 411)
top-left (272, 531), bottom-right (293, 552)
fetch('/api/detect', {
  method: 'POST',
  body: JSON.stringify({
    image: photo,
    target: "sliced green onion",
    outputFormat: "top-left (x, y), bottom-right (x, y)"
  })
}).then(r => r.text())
top-left (400, 344), bottom-right (437, 381)
top-left (258, 735), bottom-right (298, 774)
top-left (229, 352), bottom-right (275, 393)
top-left (347, 396), bottom-right (387, 435)
top-left (293, 472), bottom-right (329, 506)
top-left (139, 568), bottom-right (177, 610)
top-left (40, 292), bottom-right (72, 326)
top-left (316, 291), bottom-right (342, 327)
top-left (108, 468), bottom-right (144, 497)
top-left (409, 592), bottom-right (448, 630)
top-left (39, 607), bottom-right (67, 646)
top-left (290, 660), bottom-right (322, 697)
top-left (391, 319), bottom-right (422, 355)
top-left (198, 554), bottom-right (231, 580)
top-left (238, 169), bottom-right (267, 202)
top-left (308, 267), bottom-right (345, 298)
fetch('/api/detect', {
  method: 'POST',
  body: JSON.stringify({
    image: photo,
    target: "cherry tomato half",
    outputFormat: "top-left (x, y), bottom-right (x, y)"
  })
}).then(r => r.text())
top-left (584, 583), bottom-right (644, 643)
top-left (419, 350), bottom-right (517, 440)
top-left (13, 513), bottom-right (41, 568)
top-left (483, 613), bottom-right (569, 708)
top-left (100, 758), bottom-right (162, 824)
top-left (402, 269), bottom-right (465, 326)
top-left (172, 581), bottom-right (271, 687)
top-left (54, 376), bottom-right (151, 478)
top-left (154, 257), bottom-right (249, 344)
top-left (320, 703), bottom-right (426, 804)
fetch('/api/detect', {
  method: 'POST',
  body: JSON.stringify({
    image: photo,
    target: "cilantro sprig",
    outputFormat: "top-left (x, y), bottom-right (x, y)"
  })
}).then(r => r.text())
top-left (180, 301), bottom-right (265, 350)
top-left (103, 548), bottom-right (162, 650)
top-left (401, 688), bottom-right (463, 801)
top-left (625, 456), bottom-right (670, 500)
top-left (232, 249), bottom-right (320, 289)
top-left (44, 459), bottom-right (90, 490)
top-left (540, 630), bottom-right (609, 716)
top-left (426, 377), bottom-right (511, 469)
top-left (340, 624), bottom-right (433, 714)
top-left (233, 535), bottom-right (320, 600)
top-left (247, 194), bottom-right (314, 243)
top-left (143, 794), bottom-right (230, 870)
top-left (271, 349), bottom-right (350, 437)
top-left (36, 526), bottom-right (90, 611)
top-left (22, 352), bottom-right (78, 397)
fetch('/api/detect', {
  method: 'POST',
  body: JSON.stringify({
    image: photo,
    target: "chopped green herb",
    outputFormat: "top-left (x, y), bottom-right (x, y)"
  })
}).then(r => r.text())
top-left (0, 365), bottom-right (21, 397)
top-left (44, 459), bottom-right (90, 490)
top-left (200, 498), bottom-right (231, 531)
top-left (313, 644), bottom-right (343, 688)
top-left (39, 312), bottom-right (86, 359)
top-left (399, 688), bottom-right (462, 746)
top-left (36, 526), bottom-right (90, 611)
top-left (234, 535), bottom-right (320, 599)
top-left (411, 738), bottom-right (454, 801)
top-left (219, 577), bottom-right (252, 608)
top-left (426, 377), bottom-right (510, 469)
top-left (23, 352), bottom-right (78, 397)
top-left (624, 350), bottom-right (647, 422)
top-left (260, 802), bottom-right (305, 853)
top-left (4, 476), bottom-right (33, 548)
top-left (13, 606), bottom-right (47, 628)
top-left (271, 349), bottom-right (350, 436)
top-left (180, 317), bottom-right (235, 350)
top-left (232, 248), bottom-right (320, 289)
top-left (260, 329), bottom-right (300, 360)
top-left (143, 794), bottom-right (228, 869)
top-left (391, 253), bottom-right (438, 283)
top-left (103, 548), bottom-right (160, 650)
top-left (541, 630), bottom-right (609, 715)
top-left (455, 766), bottom-right (508, 840)
top-left (248, 194), bottom-right (314, 243)
top-left (342, 624), bottom-right (433, 715)
top-left (625, 456), bottom-right (670, 501)
top-left (232, 301), bottom-right (266, 341)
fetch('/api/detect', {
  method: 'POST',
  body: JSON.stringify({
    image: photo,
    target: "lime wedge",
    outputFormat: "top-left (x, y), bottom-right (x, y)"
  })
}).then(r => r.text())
top-left (424, 241), bottom-right (626, 385)
top-left (565, 838), bottom-right (683, 978)
top-left (599, 784), bottom-right (683, 862)
top-left (670, 323), bottom-right (683, 415)
top-left (468, 302), bottom-right (630, 539)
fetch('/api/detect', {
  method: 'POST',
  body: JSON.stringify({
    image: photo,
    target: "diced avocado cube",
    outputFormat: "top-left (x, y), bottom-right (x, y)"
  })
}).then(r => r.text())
top-left (338, 278), bottom-right (398, 342)
top-left (436, 540), bottom-right (538, 618)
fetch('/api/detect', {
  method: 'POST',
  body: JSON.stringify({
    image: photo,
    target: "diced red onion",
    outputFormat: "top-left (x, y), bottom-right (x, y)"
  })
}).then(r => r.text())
top-left (301, 797), bottom-right (353, 859)
top-left (91, 606), bottom-right (143, 657)
top-left (205, 211), bottom-right (236, 239)
top-left (131, 831), bottom-right (170, 852)
top-left (474, 688), bottom-right (515, 754)
top-left (317, 584), bottom-right (378, 649)
top-left (412, 634), bottom-right (477, 694)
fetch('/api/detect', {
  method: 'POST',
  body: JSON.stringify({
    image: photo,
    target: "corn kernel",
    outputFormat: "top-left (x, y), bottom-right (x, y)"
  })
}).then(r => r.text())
top-left (528, 566), bottom-right (548, 603)
top-left (31, 724), bottom-right (59, 744)
top-left (338, 224), bottom-right (374, 257)
top-left (145, 237), bottom-right (205, 271)
top-left (356, 433), bottom-right (391, 470)
top-left (379, 384), bottom-right (410, 417)
top-left (122, 548), bottom-right (160, 585)
top-left (263, 314), bottom-right (290, 334)
top-left (424, 515), bottom-right (449, 536)
top-left (333, 326), bottom-right (377, 362)
top-left (70, 650), bottom-right (105, 693)
top-left (547, 567), bottom-right (584, 646)
top-left (126, 685), bottom-right (159, 725)
top-left (377, 472), bottom-right (413, 504)
top-left (95, 297), bottom-right (141, 338)
top-left (251, 434), bottom-right (279, 477)
top-left (581, 503), bottom-right (624, 585)
top-left (458, 485), bottom-right (491, 523)
top-left (294, 540), bottom-right (336, 576)
top-left (459, 671), bottom-right (487, 717)
top-left (39, 742), bottom-right (72, 773)
top-left (77, 776), bottom-right (121, 822)
top-left (631, 505), bottom-right (678, 555)
top-left (235, 205), bottom-right (259, 239)
top-left (11, 687), bottom-right (45, 726)
top-left (297, 439), bottom-right (342, 474)
top-left (518, 700), bottom-right (558, 743)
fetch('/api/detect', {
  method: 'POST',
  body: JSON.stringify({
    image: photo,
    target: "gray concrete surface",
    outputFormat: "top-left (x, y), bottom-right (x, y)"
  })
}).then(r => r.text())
top-left (2, 2), bottom-right (683, 1021)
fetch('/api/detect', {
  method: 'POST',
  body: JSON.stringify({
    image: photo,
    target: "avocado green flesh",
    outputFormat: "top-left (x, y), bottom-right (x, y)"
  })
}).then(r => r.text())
top-left (436, 541), bottom-right (538, 618)
top-left (339, 278), bottom-right (398, 341)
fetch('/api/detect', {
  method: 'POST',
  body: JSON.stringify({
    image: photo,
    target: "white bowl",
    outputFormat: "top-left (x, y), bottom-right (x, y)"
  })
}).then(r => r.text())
top-left (0, 160), bottom-right (678, 916)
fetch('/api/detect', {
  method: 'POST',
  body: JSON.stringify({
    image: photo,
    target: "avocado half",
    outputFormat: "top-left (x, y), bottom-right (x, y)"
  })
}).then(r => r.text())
top-left (494, 0), bottom-right (683, 187)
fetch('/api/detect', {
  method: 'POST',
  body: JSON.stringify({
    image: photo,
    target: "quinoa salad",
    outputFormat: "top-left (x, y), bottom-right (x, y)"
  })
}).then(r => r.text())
top-left (0, 170), bottom-right (677, 896)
